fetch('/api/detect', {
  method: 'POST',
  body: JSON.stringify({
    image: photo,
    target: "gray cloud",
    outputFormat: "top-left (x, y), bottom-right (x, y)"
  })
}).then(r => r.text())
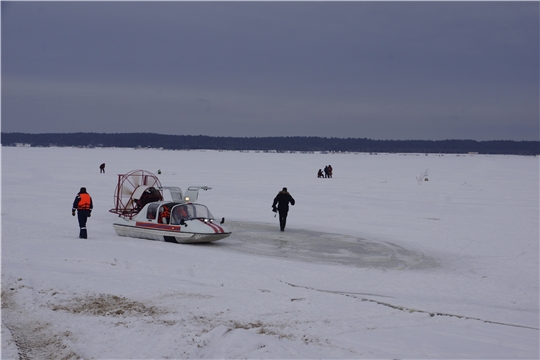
top-left (2, 2), bottom-right (538, 140)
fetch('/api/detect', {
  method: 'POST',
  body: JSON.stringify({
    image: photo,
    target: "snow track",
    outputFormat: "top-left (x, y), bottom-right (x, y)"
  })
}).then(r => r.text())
top-left (1, 277), bottom-right (82, 360)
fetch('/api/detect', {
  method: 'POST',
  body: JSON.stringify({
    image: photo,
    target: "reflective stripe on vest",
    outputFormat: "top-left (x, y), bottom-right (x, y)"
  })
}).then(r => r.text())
top-left (78, 193), bottom-right (91, 210)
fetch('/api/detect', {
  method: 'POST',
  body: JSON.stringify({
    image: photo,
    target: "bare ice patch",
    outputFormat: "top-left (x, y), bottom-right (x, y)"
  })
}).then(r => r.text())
top-left (210, 221), bottom-right (437, 270)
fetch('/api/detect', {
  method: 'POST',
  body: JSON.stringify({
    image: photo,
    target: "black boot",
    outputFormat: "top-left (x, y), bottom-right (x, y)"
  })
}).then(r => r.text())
top-left (279, 215), bottom-right (286, 231)
top-left (79, 227), bottom-right (87, 239)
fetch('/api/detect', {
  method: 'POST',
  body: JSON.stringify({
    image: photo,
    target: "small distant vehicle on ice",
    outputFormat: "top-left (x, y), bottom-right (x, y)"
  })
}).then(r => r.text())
top-left (110, 170), bottom-right (231, 244)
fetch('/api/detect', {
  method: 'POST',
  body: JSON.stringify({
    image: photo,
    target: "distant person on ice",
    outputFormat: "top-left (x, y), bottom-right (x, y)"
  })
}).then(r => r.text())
top-left (100, 163), bottom-right (105, 173)
top-left (272, 187), bottom-right (295, 232)
top-left (72, 187), bottom-right (93, 239)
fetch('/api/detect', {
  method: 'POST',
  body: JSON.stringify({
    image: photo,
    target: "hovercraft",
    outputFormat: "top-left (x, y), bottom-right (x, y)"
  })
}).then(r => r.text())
top-left (110, 170), bottom-right (231, 244)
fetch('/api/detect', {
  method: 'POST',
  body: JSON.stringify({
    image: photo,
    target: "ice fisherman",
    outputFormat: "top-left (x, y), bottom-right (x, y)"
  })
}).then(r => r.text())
top-left (72, 187), bottom-right (93, 239)
top-left (272, 187), bottom-right (295, 231)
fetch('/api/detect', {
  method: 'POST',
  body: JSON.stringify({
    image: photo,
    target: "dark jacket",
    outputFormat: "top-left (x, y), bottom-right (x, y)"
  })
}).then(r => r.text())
top-left (272, 190), bottom-right (295, 212)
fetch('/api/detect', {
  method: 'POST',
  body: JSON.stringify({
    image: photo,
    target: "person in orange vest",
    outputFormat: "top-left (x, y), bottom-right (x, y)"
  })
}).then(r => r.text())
top-left (159, 205), bottom-right (170, 224)
top-left (72, 187), bottom-right (93, 239)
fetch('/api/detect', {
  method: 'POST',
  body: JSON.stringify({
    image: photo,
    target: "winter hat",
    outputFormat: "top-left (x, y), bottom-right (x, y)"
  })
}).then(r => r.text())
top-left (80, 187), bottom-right (87, 193)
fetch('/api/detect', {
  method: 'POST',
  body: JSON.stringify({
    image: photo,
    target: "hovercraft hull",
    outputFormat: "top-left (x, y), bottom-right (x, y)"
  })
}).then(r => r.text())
top-left (113, 221), bottom-right (231, 244)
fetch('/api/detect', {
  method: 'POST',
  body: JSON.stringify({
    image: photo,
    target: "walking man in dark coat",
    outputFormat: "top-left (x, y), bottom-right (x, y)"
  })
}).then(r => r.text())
top-left (272, 187), bottom-right (295, 231)
top-left (72, 187), bottom-right (93, 239)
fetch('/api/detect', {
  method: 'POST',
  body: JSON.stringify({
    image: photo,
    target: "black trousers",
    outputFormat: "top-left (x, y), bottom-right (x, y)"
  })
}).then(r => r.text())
top-left (278, 210), bottom-right (289, 231)
top-left (77, 210), bottom-right (91, 238)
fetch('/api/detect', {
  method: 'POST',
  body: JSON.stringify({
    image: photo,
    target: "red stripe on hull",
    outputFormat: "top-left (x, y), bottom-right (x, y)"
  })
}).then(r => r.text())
top-left (135, 222), bottom-right (181, 231)
top-left (197, 219), bottom-right (225, 233)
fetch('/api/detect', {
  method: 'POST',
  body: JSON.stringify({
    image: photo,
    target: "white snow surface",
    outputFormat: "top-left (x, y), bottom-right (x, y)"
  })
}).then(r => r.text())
top-left (1, 146), bottom-right (538, 359)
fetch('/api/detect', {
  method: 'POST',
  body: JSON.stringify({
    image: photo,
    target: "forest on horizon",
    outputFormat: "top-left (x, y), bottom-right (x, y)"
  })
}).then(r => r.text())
top-left (1, 132), bottom-right (538, 155)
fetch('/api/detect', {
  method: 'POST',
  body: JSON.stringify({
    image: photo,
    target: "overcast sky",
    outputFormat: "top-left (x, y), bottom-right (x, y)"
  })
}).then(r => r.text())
top-left (2, 1), bottom-right (538, 140)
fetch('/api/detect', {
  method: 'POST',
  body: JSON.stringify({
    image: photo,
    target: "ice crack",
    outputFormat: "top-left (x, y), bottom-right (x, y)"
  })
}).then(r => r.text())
top-left (283, 281), bottom-right (540, 331)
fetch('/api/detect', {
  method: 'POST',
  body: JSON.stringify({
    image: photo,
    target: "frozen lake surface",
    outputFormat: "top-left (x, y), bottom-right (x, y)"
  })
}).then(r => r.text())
top-left (2, 146), bottom-right (538, 359)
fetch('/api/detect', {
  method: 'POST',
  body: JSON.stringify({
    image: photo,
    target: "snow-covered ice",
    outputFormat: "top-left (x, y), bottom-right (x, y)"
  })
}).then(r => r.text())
top-left (1, 146), bottom-right (538, 359)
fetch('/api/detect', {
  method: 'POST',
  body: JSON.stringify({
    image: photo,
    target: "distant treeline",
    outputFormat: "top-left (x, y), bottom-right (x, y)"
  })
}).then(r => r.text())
top-left (2, 132), bottom-right (539, 155)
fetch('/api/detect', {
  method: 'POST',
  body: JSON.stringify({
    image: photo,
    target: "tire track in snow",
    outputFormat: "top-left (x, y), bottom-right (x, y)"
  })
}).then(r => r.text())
top-left (2, 319), bottom-right (28, 360)
top-left (1, 278), bottom-right (83, 360)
